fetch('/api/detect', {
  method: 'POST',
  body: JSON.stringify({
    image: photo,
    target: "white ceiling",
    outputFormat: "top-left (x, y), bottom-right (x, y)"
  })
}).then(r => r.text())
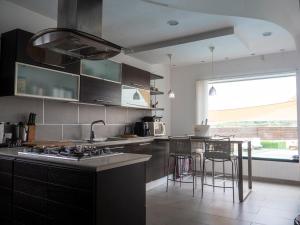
top-left (5, 0), bottom-right (297, 66)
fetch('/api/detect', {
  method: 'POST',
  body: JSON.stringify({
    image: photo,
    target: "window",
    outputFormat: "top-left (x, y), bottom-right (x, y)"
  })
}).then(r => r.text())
top-left (208, 74), bottom-right (298, 161)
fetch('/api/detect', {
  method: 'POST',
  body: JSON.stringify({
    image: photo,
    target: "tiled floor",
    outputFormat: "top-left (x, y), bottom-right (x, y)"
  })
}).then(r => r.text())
top-left (147, 179), bottom-right (300, 225)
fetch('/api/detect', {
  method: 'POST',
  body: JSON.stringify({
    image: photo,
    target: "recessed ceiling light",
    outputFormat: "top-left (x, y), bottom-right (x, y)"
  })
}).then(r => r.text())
top-left (262, 32), bottom-right (272, 37)
top-left (167, 20), bottom-right (179, 26)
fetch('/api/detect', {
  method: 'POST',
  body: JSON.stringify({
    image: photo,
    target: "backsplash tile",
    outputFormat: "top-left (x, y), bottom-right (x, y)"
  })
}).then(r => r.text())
top-left (0, 96), bottom-right (43, 124)
top-left (79, 104), bottom-right (105, 124)
top-left (106, 107), bottom-right (127, 125)
top-left (127, 109), bottom-right (147, 123)
top-left (0, 97), bottom-right (151, 141)
top-left (36, 125), bottom-right (62, 141)
top-left (44, 100), bottom-right (78, 124)
top-left (63, 125), bottom-right (82, 140)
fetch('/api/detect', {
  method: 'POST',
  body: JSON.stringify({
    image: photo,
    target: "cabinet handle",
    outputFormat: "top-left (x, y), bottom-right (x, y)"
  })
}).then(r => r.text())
top-left (130, 83), bottom-right (144, 88)
top-left (139, 143), bottom-right (151, 146)
top-left (95, 99), bottom-right (113, 103)
top-left (126, 102), bottom-right (148, 108)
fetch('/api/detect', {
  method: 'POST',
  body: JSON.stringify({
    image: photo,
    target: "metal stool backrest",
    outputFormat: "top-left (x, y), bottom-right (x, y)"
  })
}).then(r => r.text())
top-left (169, 137), bottom-right (192, 156)
top-left (204, 138), bottom-right (232, 160)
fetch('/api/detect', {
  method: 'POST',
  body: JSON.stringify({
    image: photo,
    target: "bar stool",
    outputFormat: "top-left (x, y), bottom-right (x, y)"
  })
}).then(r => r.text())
top-left (166, 136), bottom-right (202, 196)
top-left (214, 135), bottom-right (239, 185)
top-left (201, 138), bottom-right (236, 202)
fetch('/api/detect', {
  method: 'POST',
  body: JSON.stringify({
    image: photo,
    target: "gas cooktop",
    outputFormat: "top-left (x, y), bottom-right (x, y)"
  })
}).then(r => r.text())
top-left (18, 145), bottom-right (123, 161)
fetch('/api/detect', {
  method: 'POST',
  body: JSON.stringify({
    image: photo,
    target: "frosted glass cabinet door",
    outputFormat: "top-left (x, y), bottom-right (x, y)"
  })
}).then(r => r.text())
top-left (121, 85), bottom-right (151, 108)
top-left (81, 59), bottom-right (121, 83)
top-left (16, 63), bottom-right (79, 101)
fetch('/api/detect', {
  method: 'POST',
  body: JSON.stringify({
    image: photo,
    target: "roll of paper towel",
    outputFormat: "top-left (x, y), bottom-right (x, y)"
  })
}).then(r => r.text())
top-left (194, 125), bottom-right (210, 137)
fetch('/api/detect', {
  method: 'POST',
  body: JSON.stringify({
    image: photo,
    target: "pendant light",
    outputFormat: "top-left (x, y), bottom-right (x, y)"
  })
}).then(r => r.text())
top-left (133, 89), bottom-right (140, 100)
top-left (209, 46), bottom-right (217, 96)
top-left (167, 54), bottom-right (175, 99)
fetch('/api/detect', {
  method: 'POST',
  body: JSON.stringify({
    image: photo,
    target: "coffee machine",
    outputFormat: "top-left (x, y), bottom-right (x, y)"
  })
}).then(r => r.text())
top-left (134, 122), bottom-right (151, 137)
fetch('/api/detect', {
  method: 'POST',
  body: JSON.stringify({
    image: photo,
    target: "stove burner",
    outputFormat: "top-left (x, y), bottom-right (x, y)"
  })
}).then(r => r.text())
top-left (18, 145), bottom-right (123, 161)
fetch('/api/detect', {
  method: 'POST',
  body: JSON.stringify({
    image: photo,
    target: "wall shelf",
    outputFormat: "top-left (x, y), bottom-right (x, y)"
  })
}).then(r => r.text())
top-left (150, 90), bottom-right (164, 95)
top-left (150, 73), bottom-right (164, 80)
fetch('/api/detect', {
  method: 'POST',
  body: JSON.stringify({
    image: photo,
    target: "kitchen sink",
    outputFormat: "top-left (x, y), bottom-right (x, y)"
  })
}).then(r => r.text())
top-left (70, 137), bottom-right (128, 144)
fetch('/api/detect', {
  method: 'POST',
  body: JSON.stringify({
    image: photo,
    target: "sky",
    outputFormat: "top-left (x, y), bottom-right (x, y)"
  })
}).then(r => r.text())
top-left (208, 75), bottom-right (297, 111)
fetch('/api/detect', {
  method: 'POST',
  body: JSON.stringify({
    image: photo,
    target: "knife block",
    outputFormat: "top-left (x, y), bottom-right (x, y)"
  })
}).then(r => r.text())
top-left (27, 125), bottom-right (36, 143)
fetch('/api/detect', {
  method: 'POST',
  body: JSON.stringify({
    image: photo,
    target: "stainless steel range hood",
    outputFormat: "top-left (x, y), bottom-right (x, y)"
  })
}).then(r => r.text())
top-left (27, 0), bottom-right (122, 67)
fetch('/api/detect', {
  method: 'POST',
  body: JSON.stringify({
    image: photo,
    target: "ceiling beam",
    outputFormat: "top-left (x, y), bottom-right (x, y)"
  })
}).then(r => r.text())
top-left (124, 26), bottom-right (234, 54)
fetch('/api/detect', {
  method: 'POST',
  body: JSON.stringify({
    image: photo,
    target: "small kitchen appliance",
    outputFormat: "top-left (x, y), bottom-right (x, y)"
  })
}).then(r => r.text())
top-left (134, 122), bottom-right (151, 137)
top-left (148, 122), bottom-right (166, 137)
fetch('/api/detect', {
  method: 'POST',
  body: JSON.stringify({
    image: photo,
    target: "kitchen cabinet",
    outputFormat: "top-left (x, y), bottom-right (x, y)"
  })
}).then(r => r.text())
top-left (122, 64), bottom-right (151, 90)
top-left (81, 59), bottom-right (121, 83)
top-left (0, 29), bottom-right (80, 101)
top-left (10, 159), bottom-right (146, 225)
top-left (80, 76), bottom-right (121, 105)
top-left (15, 63), bottom-right (79, 101)
top-left (122, 141), bottom-right (169, 183)
top-left (121, 85), bottom-right (151, 108)
top-left (0, 157), bottom-right (13, 225)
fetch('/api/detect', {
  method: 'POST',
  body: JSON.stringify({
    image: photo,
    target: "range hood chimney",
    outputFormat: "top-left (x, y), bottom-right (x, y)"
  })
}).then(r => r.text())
top-left (27, 0), bottom-right (122, 67)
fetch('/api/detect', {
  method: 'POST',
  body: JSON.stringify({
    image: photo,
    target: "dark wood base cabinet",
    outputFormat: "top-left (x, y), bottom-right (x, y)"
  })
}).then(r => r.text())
top-left (0, 157), bottom-right (146, 225)
top-left (121, 140), bottom-right (170, 183)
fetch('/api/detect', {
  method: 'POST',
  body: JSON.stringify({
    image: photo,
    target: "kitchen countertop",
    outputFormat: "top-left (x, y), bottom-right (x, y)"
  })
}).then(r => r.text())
top-left (0, 136), bottom-right (170, 172)
top-left (0, 147), bottom-right (151, 172)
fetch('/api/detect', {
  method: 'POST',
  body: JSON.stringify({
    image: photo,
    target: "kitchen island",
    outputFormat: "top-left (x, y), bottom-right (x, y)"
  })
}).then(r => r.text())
top-left (0, 145), bottom-right (151, 225)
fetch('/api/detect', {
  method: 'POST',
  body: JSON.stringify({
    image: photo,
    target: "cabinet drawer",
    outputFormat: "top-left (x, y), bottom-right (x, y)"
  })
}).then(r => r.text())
top-left (14, 160), bottom-right (47, 181)
top-left (0, 158), bottom-right (13, 174)
top-left (0, 203), bottom-right (12, 220)
top-left (13, 192), bottom-right (47, 216)
top-left (14, 177), bottom-right (47, 199)
top-left (48, 202), bottom-right (92, 225)
top-left (48, 167), bottom-right (94, 190)
top-left (0, 217), bottom-right (12, 225)
top-left (80, 76), bottom-right (121, 105)
top-left (13, 207), bottom-right (47, 225)
top-left (0, 186), bottom-right (12, 204)
top-left (47, 184), bottom-right (93, 210)
top-left (0, 173), bottom-right (12, 189)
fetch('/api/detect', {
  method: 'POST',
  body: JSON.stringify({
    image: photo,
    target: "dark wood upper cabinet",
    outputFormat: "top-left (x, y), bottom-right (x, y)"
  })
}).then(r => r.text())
top-left (0, 29), bottom-right (80, 101)
top-left (80, 76), bottom-right (121, 106)
top-left (1, 29), bottom-right (80, 75)
top-left (122, 64), bottom-right (151, 90)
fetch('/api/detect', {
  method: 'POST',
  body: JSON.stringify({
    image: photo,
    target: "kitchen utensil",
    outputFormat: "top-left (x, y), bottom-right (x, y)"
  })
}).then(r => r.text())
top-left (27, 125), bottom-right (36, 143)
top-left (19, 122), bottom-right (28, 143)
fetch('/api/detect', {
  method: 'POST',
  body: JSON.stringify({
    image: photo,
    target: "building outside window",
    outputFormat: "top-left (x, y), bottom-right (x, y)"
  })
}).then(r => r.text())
top-left (207, 74), bottom-right (298, 161)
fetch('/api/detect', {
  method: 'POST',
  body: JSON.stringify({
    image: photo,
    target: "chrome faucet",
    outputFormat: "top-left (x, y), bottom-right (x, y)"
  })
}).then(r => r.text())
top-left (90, 120), bottom-right (106, 143)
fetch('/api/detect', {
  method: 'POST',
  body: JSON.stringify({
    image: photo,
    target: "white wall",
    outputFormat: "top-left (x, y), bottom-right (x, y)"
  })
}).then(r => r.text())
top-left (171, 51), bottom-right (300, 181)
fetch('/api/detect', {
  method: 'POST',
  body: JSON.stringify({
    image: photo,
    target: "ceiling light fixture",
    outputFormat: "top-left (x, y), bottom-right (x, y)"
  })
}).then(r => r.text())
top-left (167, 54), bottom-right (175, 99)
top-left (262, 32), bottom-right (272, 37)
top-left (209, 46), bottom-right (217, 96)
top-left (133, 89), bottom-right (140, 100)
top-left (167, 20), bottom-right (179, 26)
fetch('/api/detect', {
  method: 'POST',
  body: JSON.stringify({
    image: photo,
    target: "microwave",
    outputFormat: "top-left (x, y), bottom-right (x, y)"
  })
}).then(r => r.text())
top-left (148, 122), bottom-right (166, 136)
